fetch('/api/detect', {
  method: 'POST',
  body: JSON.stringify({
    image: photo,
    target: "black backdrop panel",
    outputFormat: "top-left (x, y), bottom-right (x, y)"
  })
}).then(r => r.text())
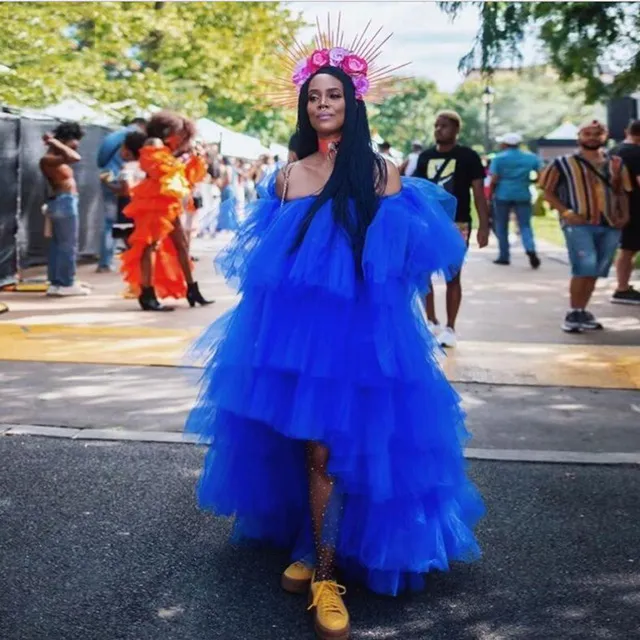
top-left (607, 97), bottom-right (638, 142)
top-left (76, 125), bottom-right (112, 258)
top-left (0, 116), bottom-right (19, 282)
top-left (19, 118), bottom-right (53, 266)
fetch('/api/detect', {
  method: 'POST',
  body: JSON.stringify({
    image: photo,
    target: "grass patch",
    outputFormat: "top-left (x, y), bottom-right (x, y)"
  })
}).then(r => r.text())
top-left (532, 212), bottom-right (564, 247)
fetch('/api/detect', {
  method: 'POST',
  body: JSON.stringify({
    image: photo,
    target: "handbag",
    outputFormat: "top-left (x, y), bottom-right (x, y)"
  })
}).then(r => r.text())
top-left (574, 155), bottom-right (629, 228)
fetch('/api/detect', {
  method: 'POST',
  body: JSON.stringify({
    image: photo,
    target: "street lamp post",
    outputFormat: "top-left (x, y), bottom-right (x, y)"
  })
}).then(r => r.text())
top-left (482, 86), bottom-right (495, 153)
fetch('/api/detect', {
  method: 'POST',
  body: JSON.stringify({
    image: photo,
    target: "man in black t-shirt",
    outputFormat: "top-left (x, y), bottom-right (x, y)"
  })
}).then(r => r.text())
top-left (611, 120), bottom-right (640, 305)
top-left (413, 110), bottom-right (490, 348)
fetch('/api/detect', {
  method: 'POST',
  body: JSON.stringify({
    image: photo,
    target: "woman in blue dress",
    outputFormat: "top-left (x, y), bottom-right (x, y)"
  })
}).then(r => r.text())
top-left (186, 34), bottom-right (485, 640)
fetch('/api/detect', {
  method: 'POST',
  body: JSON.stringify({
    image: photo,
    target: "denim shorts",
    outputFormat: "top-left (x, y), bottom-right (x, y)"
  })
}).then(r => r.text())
top-left (562, 223), bottom-right (621, 278)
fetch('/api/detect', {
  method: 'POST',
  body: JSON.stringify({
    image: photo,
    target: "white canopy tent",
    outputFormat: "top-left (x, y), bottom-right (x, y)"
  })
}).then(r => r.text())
top-left (196, 117), bottom-right (268, 160)
top-left (269, 142), bottom-right (289, 159)
top-left (37, 98), bottom-right (118, 127)
top-left (196, 117), bottom-right (225, 144)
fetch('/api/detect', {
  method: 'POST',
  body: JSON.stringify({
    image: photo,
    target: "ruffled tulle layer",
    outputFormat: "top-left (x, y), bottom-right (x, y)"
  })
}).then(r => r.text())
top-left (120, 145), bottom-right (194, 299)
top-left (186, 176), bottom-right (484, 595)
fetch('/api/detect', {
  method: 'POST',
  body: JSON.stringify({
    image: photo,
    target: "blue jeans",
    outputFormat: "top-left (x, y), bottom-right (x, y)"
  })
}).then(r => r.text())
top-left (47, 194), bottom-right (79, 287)
top-left (562, 224), bottom-right (621, 278)
top-left (493, 200), bottom-right (536, 261)
top-left (99, 185), bottom-right (118, 268)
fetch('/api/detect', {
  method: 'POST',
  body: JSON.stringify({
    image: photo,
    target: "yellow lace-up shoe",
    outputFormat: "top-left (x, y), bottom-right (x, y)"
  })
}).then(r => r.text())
top-left (307, 579), bottom-right (350, 640)
top-left (281, 561), bottom-right (315, 594)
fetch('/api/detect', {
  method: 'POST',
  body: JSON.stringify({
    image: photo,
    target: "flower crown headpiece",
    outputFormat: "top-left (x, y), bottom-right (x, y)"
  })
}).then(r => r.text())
top-left (267, 14), bottom-right (411, 108)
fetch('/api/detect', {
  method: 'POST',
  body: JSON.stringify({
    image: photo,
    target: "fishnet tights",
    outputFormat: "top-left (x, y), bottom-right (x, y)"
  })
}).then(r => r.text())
top-left (306, 441), bottom-right (336, 582)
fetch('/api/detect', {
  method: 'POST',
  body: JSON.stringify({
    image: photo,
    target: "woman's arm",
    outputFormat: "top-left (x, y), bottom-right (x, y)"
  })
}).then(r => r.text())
top-left (383, 158), bottom-right (402, 196)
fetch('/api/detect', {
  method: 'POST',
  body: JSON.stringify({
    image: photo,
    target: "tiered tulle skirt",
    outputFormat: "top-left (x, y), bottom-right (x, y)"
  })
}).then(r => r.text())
top-left (186, 177), bottom-right (485, 595)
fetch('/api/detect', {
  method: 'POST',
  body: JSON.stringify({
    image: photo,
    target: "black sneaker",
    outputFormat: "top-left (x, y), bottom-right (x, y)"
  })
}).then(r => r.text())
top-left (527, 251), bottom-right (541, 269)
top-left (561, 310), bottom-right (583, 333)
top-left (493, 258), bottom-right (510, 266)
top-left (611, 286), bottom-right (640, 306)
top-left (579, 310), bottom-right (603, 330)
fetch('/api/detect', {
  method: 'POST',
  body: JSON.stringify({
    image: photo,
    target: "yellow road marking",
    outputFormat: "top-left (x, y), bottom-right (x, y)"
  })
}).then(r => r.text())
top-left (0, 323), bottom-right (638, 390)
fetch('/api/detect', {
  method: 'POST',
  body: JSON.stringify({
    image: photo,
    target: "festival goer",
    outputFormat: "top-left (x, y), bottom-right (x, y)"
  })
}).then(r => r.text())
top-left (101, 131), bottom-right (148, 245)
top-left (610, 119), bottom-right (640, 305)
top-left (97, 117), bottom-right (147, 272)
top-left (186, 26), bottom-right (484, 640)
top-left (120, 111), bottom-right (212, 311)
top-left (539, 119), bottom-right (632, 332)
top-left (39, 122), bottom-right (89, 297)
top-left (215, 157), bottom-right (239, 232)
top-left (399, 140), bottom-right (422, 176)
top-left (489, 132), bottom-right (542, 268)
top-left (413, 111), bottom-right (490, 348)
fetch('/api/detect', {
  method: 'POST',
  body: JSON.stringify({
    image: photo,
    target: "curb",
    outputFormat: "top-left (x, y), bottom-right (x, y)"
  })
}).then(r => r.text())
top-left (2, 424), bottom-right (639, 466)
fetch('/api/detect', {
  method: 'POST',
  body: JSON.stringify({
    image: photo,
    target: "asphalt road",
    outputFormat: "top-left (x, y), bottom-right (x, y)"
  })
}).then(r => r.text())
top-left (1, 436), bottom-right (639, 640)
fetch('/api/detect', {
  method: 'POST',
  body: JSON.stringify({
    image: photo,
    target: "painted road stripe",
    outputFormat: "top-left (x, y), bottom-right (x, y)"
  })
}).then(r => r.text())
top-left (0, 323), bottom-right (638, 390)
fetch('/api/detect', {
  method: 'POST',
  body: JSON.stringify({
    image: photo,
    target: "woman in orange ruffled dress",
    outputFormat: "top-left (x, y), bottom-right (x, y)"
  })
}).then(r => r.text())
top-left (120, 111), bottom-right (212, 311)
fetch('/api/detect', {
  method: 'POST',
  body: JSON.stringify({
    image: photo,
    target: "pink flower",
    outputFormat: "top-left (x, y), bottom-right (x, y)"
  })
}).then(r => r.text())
top-left (309, 48), bottom-right (331, 71)
top-left (341, 54), bottom-right (368, 76)
top-left (329, 47), bottom-right (350, 67)
top-left (352, 75), bottom-right (370, 99)
top-left (292, 58), bottom-right (312, 89)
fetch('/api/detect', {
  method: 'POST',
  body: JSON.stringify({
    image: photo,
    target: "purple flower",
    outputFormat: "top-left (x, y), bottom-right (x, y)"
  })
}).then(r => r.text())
top-left (352, 75), bottom-right (370, 99)
top-left (292, 58), bottom-right (312, 89)
top-left (329, 47), bottom-right (350, 67)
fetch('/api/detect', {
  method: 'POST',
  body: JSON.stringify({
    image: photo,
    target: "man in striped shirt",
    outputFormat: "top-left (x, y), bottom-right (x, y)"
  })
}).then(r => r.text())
top-left (539, 120), bottom-right (632, 333)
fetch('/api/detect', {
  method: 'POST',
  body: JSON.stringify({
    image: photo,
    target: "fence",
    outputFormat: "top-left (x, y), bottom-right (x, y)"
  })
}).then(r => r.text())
top-left (0, 113), bottom-right (113, 285)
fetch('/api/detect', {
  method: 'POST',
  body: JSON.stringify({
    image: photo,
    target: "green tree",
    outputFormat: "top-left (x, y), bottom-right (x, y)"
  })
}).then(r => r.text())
top-left (370, 79), bottom-right (484, 152)
top-left (457, 68), bottom-right (606, 145)
top-left (0, 2), bottom-right (302, 121)
top-left (439, 2), bottom-right (640, 102)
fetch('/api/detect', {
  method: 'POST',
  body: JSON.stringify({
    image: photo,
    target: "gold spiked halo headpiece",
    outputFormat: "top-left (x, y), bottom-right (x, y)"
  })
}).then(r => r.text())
top-left (268, 14), bottom-right (411, 108)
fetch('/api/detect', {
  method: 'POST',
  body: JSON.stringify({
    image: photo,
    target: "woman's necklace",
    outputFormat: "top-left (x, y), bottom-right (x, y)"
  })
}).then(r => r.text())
top-left (318, 136), bottom-right (341, 162)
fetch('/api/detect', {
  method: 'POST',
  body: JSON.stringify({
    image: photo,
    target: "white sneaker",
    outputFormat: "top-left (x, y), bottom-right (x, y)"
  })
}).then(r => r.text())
top-left (56, 283), bottom-right (90, 297)
top-left (438, 326), bottom-right (457, 348)
top-left (46, 285), bottom-right (60, 296)
top-left (426, 320), bottom-right (442, 336)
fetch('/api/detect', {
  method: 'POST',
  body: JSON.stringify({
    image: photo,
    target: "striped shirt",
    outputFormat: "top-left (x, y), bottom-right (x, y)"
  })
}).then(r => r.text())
top-left (539, 153), bottom-right (632, 225)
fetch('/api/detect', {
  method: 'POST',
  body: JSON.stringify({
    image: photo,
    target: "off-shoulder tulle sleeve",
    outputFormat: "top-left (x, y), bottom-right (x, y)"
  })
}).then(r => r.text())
top-left (214, 171), bottom-right (282, 289)
top-left (212, 174), bottom-right (465, 298)
top-left (363, 177), bottom-right (467, 294)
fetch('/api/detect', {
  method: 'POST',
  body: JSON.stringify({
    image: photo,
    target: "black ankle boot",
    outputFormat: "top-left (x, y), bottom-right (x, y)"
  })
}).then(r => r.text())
top-left (138, 286), bottom-right (174, 312)
top-left (527, 251), bottom-right (541, 269)
top-left (187, 282), bottom-right (213, 307)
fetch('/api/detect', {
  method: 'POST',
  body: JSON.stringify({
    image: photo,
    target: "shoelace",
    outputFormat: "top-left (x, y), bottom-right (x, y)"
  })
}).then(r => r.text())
top-left (307, 580), bottom-right (347, 615)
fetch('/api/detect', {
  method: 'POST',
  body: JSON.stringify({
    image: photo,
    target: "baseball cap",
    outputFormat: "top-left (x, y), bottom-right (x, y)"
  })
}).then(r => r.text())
top-left (497, 132), bottom-right (522, 146)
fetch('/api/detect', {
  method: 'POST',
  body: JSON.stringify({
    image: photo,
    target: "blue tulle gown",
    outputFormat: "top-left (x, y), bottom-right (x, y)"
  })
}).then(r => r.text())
top-left (185, 174), bottom-right (485, 596)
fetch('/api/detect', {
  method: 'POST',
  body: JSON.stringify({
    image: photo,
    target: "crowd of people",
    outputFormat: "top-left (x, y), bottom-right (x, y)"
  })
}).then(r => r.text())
top-left (380, 113), bottom-right (639, 340)
top-left (36, 112), bottom-right (297, 310)
top-left (34, 105), bottom-right (639, 331)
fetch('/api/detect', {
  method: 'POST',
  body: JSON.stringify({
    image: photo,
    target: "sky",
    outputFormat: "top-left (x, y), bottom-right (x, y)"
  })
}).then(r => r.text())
top-left (287, 1), bottom-right (541, 92)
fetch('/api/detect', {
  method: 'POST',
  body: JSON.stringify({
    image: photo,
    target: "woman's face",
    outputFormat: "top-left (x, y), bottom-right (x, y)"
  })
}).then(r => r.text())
top-left (307, 73), bottom-right (346, 137)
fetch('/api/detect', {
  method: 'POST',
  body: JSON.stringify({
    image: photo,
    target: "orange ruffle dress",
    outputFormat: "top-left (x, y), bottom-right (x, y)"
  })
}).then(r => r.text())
top-left (120, 147), bottom-right (207, 300)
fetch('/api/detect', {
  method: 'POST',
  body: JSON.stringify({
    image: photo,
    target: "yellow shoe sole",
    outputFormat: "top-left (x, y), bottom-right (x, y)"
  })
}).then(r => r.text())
top-left (281, 572), bottom-right (312, 594)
